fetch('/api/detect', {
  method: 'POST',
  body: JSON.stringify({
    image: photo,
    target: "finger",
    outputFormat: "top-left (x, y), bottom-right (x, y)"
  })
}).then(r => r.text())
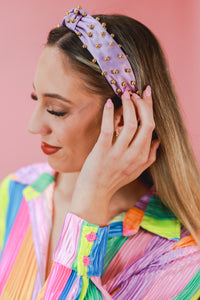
top-left (143, 139), bottom-right (160, 168)
top-left (98, 99), bottom-right (114, 151)
top-left (114, 90), bottom-right (138, 152)
top-left (128, 86), bottom-right (155, 156)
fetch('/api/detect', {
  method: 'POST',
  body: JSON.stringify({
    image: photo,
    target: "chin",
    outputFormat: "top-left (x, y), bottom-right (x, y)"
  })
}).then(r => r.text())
top-left (47, 156), bottom-right (82, 173)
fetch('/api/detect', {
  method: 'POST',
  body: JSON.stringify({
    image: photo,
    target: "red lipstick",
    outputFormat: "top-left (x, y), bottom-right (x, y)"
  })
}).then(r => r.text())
top-left (41, 141), bottom-right (62, 155)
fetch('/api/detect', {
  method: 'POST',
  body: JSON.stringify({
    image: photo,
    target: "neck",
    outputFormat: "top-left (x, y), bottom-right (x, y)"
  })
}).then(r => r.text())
top-left (54, 172), bottom-right (151, 220)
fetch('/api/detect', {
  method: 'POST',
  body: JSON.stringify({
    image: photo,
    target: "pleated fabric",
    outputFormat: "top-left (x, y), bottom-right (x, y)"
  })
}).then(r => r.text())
top-left (0, 162), bottom-right (200, 299)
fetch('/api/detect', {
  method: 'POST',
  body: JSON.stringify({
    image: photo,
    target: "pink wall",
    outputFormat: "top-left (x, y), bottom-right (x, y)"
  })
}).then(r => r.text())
top-left (0, 0), bottom-right (200, 181)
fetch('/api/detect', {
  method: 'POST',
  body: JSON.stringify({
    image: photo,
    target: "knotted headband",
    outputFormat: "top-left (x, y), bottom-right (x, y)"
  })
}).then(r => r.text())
top-left (59, 5), bottom-right (139, 98)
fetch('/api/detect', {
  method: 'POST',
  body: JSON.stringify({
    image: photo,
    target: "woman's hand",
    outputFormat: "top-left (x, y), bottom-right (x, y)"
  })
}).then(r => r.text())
top-left (69, 85), bottom-right (160, 225)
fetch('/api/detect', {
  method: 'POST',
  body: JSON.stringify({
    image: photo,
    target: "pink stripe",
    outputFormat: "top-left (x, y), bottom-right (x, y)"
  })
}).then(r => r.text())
top-left (91, 277), bottom-right (113, 300)
top-left (142, 247), bottom-right (200, 299)
top-left (44, 262), bottom-right (72, 299)
top-left (102, 230), bottom-right (154, 290)
top-left (0, 198), bottom-right (29, 295)
top-left (53, 213), bottom-right (83, 267)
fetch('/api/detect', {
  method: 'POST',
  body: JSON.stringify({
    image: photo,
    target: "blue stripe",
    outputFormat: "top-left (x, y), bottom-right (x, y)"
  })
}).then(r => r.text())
top-left (59, 270), bottom-right (77, 299)
top-left (108, 221), bottom-right (123, 237)
top-left (4, 181), bottom-right (27, 248)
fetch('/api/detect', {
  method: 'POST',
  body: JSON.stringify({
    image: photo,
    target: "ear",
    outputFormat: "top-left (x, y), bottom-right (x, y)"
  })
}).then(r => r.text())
top-left (114, 106), bottom-right (124, 135)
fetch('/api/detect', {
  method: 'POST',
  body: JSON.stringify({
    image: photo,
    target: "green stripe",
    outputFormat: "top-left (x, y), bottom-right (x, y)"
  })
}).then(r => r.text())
top-left (102, 236), bottom-right (129, 275)
top-left (30, 173), bottom-right (54, 193)
top-left (173, 268), bottom-right (200, 300)
top-left (141, 215), bottom-right (180, 240)
top-left (85, 278), bottom-right (103, 300)
top-left (145, 196), bottom-right (177, 220)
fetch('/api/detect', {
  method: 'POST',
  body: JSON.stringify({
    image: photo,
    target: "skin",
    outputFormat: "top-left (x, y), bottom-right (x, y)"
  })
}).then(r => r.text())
top-left (28, 46), bottom-right (160, 278)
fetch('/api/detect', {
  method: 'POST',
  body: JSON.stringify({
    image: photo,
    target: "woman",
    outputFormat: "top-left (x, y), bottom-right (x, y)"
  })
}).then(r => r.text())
top-left (0, 6), bottom-right (200, 299)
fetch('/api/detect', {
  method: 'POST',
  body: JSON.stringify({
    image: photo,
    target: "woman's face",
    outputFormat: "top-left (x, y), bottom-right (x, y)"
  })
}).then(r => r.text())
top-left (28, 46), bottom-right (105, 173)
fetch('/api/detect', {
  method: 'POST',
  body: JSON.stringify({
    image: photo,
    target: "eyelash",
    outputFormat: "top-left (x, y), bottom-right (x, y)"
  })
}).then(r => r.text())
top-left (30, 93), bottom-right (67, 117)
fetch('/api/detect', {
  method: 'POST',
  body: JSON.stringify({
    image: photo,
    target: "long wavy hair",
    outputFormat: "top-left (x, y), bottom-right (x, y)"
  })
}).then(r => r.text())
top-left (45, 14), bottom-right (200, 245)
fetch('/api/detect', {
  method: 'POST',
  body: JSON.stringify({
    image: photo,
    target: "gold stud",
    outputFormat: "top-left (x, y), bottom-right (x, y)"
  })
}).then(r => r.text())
top-left (109, 41), bottom-right (114, 47)
top-left (92, 58), bottom-right (97, 63)
top-left (118, 44), bottom-right (122, 47)
top-left (57, 24), bottom-right (61, 28)
top-left (129, 90), bottom-right (133, 95)
top-left (125, 68), bottom-right (131, 73)
top-left (118, 54), bottom-right (124, 59)
top-left (87, 32), bottom-right (93, 37)
top-left (95, 43), bottom-right (101, 48)
top-left (74, 8), bottom-right (79, 14)
top-left (131, 81), bottom-right (136, 85)
top-left (89, 24), bottom-right (94, 29)
top-left (116, 88), bottom-right (122, 93)
top-left (82, 44), bottom-right (87, 48)
top-left (77, 5), bottom-right (82, 9)
top-left (111, 33), bottom-right (115, 38)
top-left (96, 17), bottom-right (100, 21)
top-left (66, 12), bottom-right (69, 15)
top-left (66, 19), bottom-right (70, 23)
top-left (101, 31), bottom-right (106, 36)
top-left (104, 56), bottom-right (110, 61)
top-left (77, 31), bottom-right (82, 36)
top-left (110, 79), bottom-right (117, 84)
top-left (71, 18), bottom-right (76, 23)
top-left (136, 90), bottom-right (140, 95)
top-left (112, 69), bottom-right (119, 74)
top-left (122, 82), bottom-right (127, 86)
top-left (82, 12), bottom-right (87, 16)
top-left (126, 54), bottom-right (128, 58)
top-left (101, 71), bottom-right (107, 76)
top-left (102, 22), bottom-right (107, 28)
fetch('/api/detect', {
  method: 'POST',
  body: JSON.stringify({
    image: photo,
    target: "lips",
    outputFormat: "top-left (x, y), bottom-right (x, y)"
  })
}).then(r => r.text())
top-left (41, 141), bottom-right (62, 155)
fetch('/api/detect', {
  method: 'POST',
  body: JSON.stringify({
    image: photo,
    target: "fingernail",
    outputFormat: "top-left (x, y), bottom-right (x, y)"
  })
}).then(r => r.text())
top-left (106, 98), bottom-right (113, 108)
top-left (145, 85), bottom-right (151, 97)
top-left (132, 93), bottom-right (140, 99)
top-left (123, 90), bottom-right (130, 99)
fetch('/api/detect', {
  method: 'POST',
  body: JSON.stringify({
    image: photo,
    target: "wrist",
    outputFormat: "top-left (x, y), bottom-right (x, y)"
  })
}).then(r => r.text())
top-left (69, 186), bottom-right (110, 226)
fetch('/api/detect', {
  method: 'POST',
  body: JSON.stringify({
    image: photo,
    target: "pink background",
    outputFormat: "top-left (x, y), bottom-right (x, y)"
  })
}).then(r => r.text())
top-left (0, 0), bottom-right (200, 181)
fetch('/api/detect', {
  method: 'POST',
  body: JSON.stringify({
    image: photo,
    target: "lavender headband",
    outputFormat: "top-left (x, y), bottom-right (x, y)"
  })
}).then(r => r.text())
top-left (59, 6), bottom-right (139, 98)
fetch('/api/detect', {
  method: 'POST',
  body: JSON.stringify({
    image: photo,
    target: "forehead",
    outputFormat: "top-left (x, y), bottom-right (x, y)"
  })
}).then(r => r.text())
top-left (33, 46), bottom-right (94, 103)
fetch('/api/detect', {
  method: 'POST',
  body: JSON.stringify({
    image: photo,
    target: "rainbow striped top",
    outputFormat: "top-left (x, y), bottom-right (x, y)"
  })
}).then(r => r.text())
top-left (0, 162), bottom-right (200, 299)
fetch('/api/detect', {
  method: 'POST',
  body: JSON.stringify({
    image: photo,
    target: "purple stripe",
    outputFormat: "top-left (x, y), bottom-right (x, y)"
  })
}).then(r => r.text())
top-left (107, 234), bottom-right (176, 294)
top-left (14, 162), bottom-right (54, 185)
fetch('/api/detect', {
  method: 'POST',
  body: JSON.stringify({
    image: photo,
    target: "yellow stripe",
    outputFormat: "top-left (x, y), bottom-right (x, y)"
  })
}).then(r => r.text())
top-left (191, 289), bottom-right (200, 300)
top-left (79, 276), bottom-right (89, 300)
top-left (1, 226), bottom-right (38, 300)
top-left (0, 174), bottom-right (12, 248)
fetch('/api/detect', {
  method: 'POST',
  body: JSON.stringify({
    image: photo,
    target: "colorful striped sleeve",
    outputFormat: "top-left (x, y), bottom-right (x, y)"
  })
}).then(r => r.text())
top-left (36, 212), bottom-right (112, 299)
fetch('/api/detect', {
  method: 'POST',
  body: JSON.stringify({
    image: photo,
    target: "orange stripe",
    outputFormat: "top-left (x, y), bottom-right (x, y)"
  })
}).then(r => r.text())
top-left (1, 226), bottom-right (38, 300)
top-left (172, 234), bottom-right (197, 250)
top-left (110, 286), bottom-right (120, 296)
top-left (124, 207), bottom-right (144, 231)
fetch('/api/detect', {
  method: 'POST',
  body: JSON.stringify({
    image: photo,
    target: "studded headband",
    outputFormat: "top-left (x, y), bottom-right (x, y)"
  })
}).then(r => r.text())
top-left (59, 6), bottom-right (139, 98)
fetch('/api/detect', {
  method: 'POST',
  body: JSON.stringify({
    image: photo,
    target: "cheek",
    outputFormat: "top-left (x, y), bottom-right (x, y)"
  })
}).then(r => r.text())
top-left (59, 110), bottom-right (102, 151)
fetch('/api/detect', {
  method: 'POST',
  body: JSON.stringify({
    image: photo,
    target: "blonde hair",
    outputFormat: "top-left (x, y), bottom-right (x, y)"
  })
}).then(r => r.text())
top-left (46, 14), bottom-right (200, 245)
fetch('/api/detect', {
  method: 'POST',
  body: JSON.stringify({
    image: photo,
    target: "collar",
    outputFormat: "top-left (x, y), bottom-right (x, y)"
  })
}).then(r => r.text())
top-left (22, 170), bottom-right (180, 242)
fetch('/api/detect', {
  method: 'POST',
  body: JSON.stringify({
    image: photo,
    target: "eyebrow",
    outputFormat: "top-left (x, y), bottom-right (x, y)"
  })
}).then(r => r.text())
top-left (32, 83), bottom-right (73, 104)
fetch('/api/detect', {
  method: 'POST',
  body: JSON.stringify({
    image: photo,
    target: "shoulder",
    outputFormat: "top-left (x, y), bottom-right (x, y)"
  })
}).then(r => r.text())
top-left (0, 162), bottom-right (55, 250)
top-left (11, 162), bottom-right (55, 185)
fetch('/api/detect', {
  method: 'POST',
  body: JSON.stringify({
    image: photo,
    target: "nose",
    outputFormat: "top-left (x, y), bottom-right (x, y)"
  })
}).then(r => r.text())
top-left (28, 105), bottom-right (51, 136)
